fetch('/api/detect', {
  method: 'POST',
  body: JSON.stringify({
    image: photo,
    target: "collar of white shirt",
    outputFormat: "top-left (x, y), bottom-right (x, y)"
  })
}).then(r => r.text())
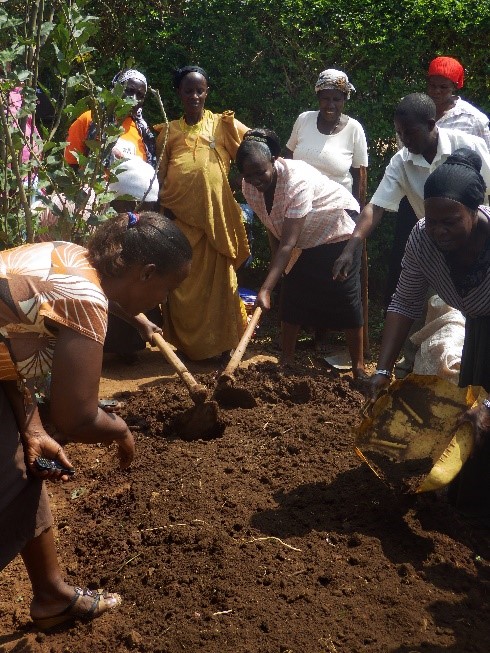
top-left (402, 126), bottom-right (450, 169)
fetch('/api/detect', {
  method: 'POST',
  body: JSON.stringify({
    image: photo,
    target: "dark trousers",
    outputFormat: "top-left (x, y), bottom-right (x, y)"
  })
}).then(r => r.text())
top-left (384, 197), bottom-right (418, 310)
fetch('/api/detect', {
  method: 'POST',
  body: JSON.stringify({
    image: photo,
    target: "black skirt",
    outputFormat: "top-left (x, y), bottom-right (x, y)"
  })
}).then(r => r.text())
top-left (459, 315), bottom-right (490, 392)
top-left (280, 240), bottom-right (363, 330)
top-left (449, 315), bottom-right (490, 515)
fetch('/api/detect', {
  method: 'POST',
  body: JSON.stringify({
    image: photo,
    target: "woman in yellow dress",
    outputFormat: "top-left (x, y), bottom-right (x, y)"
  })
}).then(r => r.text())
top-left (155, 66), bottom-right (250, 360)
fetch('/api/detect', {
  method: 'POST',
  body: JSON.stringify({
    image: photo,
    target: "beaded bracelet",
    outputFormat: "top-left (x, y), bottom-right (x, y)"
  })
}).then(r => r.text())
top-left (483, 398), bottom-right (490, 410)
top-left (375, 369), bottom-right (392, 379)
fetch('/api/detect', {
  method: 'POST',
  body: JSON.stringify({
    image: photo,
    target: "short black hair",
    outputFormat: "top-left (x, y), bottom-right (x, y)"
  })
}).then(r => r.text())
top-left (87, 212), bottom-right (192, 278)
top-left (394, 92), bottom-right (436, 123)
top-left (173, 66), bottom-right (209, 89)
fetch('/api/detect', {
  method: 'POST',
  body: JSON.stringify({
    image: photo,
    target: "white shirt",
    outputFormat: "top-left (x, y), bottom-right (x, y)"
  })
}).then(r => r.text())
top-left (286, 111), bottom-right (368, 192)
top-left (371, 127), bottom-right (490, 219)
top-left (437, 98), bottom-right (490, 149)
top-left (242, 158), bottom-right (359, 249)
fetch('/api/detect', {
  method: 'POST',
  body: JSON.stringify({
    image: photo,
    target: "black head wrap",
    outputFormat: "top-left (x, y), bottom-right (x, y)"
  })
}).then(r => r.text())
top-left (173, 66), bottom-right (209, 89)
top-left (424, 147), bottom-right (485, 210)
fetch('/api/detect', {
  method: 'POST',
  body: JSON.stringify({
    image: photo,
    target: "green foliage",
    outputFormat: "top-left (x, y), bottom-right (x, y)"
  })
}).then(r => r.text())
top-left (83, 0), bottom-right (490, 295)
top-left (2, 0), bottom-right (490, 288)
top-left (0, 0), bottom-right (146, 246)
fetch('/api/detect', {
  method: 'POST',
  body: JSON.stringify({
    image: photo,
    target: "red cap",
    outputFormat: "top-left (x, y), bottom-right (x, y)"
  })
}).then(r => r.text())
top-left (428, 56), bottom-right (464, 89)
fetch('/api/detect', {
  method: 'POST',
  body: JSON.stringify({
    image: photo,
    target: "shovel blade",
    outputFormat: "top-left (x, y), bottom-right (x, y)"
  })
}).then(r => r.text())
top-left (214, 382), bottom-right (257, 408)
top-left (170, 401), bottom-right (223, 441)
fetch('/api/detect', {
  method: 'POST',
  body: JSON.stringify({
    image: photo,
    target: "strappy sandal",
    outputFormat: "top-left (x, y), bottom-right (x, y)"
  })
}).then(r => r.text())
top-left (32, 586), bottom-right (122, 631)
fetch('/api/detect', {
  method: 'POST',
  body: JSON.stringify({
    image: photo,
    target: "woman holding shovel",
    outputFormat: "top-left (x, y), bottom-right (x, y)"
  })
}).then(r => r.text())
top-left (237, 128), bottom-right (366, 378)
top-left (367, 148), bottom-right (490, 515)
top-left (0, 212), bottom-right (192, 628)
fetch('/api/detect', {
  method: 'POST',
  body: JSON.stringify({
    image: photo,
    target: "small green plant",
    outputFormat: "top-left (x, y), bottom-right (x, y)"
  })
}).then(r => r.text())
top-left (0, 0), bottom-right (145, 246)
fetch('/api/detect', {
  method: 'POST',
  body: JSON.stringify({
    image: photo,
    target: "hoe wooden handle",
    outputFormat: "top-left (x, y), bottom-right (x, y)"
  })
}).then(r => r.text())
top-left (221, 306), bottom-right (262, 380)
top-left (145, 325), bottom-right (208, 404)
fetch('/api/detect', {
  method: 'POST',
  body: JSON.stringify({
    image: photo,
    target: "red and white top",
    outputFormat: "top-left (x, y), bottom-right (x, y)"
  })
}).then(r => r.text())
top-left (242, 158), bottom-right (359, 249)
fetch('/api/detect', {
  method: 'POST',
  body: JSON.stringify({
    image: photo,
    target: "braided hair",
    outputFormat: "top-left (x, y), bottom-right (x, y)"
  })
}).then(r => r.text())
top-left (424, 148), bottom-right (485, 210)
top-left (236, 128), bottom-right (281, 172)
top-left (87, 212), bottom-right (192, 278)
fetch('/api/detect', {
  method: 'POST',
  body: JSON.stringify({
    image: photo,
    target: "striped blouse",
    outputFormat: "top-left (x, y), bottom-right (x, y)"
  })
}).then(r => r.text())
top-left (388, 205), bottom-right (490, 320)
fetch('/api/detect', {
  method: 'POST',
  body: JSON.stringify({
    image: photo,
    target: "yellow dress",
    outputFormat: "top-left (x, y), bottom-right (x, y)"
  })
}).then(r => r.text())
top-left (155, 110), bottom-right (250, 360)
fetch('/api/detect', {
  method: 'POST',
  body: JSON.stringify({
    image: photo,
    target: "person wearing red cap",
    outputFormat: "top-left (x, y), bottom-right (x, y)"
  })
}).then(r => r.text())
top-left (427, 56), bottom-right (490, 148)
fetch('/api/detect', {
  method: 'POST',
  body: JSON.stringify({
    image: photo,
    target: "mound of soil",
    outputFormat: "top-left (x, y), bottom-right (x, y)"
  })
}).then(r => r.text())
top-left (1, 360), bottom-right (490, 653)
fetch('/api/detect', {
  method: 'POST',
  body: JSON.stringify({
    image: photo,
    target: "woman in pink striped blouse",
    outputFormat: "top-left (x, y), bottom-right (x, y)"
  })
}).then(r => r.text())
top-left (237, 128), bottom-right (366, 378)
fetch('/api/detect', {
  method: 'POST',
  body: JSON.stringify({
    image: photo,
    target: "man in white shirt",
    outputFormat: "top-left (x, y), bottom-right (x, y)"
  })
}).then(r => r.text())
top-left (332, 93), bottom-right (490, 281)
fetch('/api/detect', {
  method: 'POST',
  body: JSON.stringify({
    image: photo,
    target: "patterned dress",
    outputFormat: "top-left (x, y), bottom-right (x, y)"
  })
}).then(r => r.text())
top-left (0, 241), bottom-right (108, 570)
top-left (0, 241), bottom-right (108, 382)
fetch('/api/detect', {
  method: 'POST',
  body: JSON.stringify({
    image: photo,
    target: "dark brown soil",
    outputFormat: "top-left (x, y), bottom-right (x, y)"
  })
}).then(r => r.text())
top-left (366, 452), bottom-right (435, 495)
top-left (2, 359), bottom-right (490, 653)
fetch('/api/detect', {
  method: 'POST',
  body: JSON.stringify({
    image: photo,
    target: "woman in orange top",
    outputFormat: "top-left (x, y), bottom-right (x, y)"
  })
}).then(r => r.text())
top-left (0, 213), bottom-right (191, 629)
top-left (64, 69), bottom-right (161, 363)
top-left (64, 69), bottom-right (155, 169)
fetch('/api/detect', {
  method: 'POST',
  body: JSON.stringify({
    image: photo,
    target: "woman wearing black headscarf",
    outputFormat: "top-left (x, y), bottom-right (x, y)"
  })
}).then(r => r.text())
top-left (367, 148), bottom-right (490, 514)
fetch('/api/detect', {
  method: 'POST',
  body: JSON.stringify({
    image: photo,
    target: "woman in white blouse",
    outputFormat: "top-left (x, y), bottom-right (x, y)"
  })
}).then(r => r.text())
top-left (284, 69), bottom-right (368, 203)
top-left (237, 129), bottom-right (366, 378)
top-left (285, 69), bottom-right (368, 356)
top-left (427, 56), bottom-right (490, 149)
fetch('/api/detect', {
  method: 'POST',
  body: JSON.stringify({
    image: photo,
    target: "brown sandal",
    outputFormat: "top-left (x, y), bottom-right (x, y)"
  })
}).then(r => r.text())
top-left (32, 586), bottom-right (122, 630)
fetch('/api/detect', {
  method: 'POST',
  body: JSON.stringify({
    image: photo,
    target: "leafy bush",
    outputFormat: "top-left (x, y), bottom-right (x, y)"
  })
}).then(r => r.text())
top-left (2, 0), bottom-right (489, 295)
top-left (86, 0), bottom-right (490, 295)
top-left (0, 0), bottom-right (151, 246)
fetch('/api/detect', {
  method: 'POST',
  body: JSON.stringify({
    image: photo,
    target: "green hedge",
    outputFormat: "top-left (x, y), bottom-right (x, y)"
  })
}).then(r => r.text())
top-left (83, 0), bottom-right (489, 294)
top-left (8, 0), bottom-right (481, 294)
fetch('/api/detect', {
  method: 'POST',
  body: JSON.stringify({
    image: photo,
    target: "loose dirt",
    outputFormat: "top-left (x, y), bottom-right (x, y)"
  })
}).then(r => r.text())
top-left (1, 346), bottom-right (490, 653)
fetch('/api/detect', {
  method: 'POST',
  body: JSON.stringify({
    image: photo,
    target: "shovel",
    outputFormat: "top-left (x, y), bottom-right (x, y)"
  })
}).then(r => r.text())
top-left (213, 306), bottom-right (262, 408)
top-left (150, 330), bottom-right (221, 440)
top-left (354, 374), bottom-right (476, 493)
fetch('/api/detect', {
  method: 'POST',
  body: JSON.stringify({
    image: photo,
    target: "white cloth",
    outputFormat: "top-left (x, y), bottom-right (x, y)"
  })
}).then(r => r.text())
top-left (314, 69), bottom-right (356, 98)
top-left (437, 98), bottom-right (490, 149)
top-left (371, 127), bottom-right (490, 219)
top-left (112, 69), bottom-right (147, 89)
top-left (411, 295), bottom-right (465, 383)
top-left (286, 112), bottom-right (368, 192)
top-left (109, 157), bottom-right (159, 202)
top-left (242, 158), bottom-right (359, 250)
